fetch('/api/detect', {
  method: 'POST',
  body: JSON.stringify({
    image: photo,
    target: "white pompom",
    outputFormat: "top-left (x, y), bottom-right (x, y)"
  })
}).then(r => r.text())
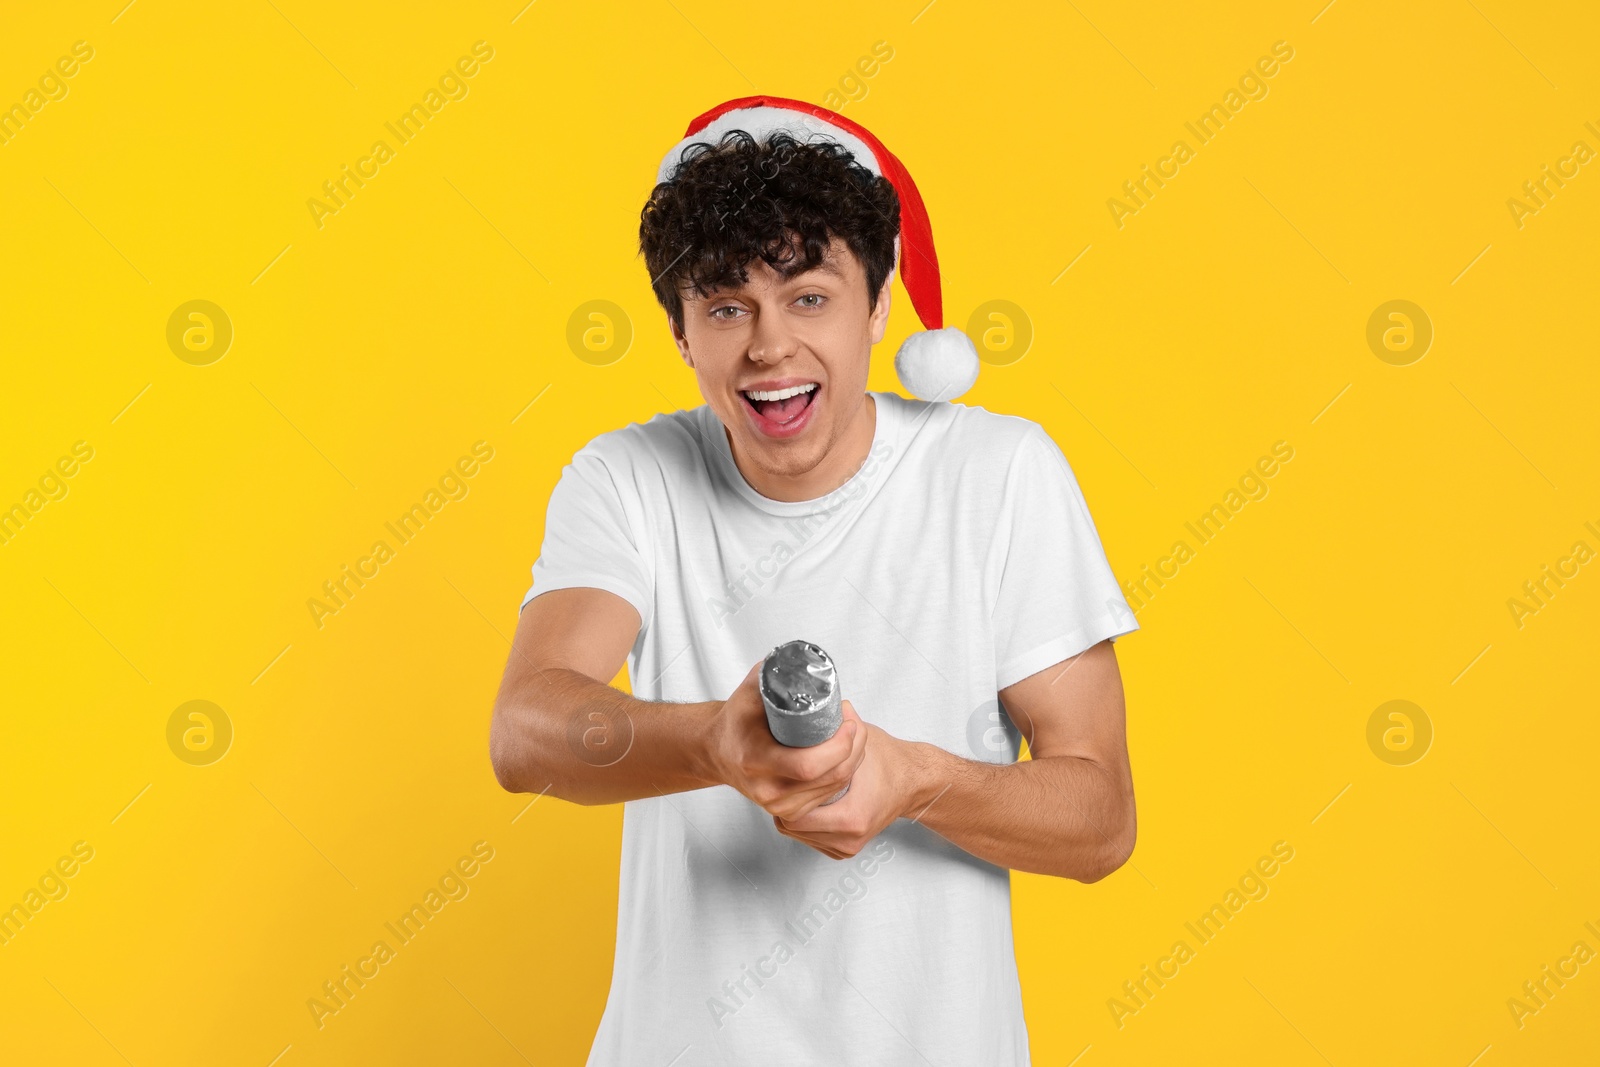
top-left (894, 326), bottom-right (980, 402)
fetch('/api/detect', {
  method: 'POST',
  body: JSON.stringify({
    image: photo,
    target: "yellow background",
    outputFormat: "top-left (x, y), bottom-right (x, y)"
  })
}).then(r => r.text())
top-left (3, 0), bottom-right (1597, 1063)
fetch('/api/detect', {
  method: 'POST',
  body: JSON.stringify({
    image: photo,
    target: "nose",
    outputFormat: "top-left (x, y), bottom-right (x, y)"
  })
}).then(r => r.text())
top-left (747, 305), bottom-right (799, 365)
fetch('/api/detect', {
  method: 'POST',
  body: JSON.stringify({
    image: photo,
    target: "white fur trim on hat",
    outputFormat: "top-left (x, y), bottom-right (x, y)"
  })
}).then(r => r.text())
top-left (656, 107), bottom-right (882, 186)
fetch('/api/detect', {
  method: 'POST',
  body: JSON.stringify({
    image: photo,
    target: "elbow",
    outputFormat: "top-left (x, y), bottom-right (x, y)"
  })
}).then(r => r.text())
top-left (1079, 833), bottom-right (1134, 883)
top-left (490, 756), bottom-right (518, 795)
top-left (489, 711), bottom-right (534, 795)
top-left (1077, 802), bottom-right (1136, 884)
top-left (490, 710), bottom-right (579, 802)
top-left (489, 734), bottom-right (518, 794)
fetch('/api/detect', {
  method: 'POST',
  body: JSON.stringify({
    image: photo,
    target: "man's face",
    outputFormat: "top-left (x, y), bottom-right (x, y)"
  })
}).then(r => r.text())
top-left (671, 237), bottom-right (892, 493)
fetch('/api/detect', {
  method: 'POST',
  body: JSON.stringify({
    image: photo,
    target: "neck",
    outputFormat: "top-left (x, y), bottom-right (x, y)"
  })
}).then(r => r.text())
top-left (726, 392), bottom-right (877, 503)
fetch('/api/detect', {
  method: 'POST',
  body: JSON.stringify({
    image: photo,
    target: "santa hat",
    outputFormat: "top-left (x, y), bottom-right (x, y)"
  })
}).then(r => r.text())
top-left (655, 95), bottom-right (980, 403)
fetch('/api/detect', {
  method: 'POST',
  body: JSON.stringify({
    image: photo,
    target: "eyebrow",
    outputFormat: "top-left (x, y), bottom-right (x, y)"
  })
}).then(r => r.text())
top-left (699, 257), bottom-right (845, 300)
top-left (803, 258), bottom-right (845, 279)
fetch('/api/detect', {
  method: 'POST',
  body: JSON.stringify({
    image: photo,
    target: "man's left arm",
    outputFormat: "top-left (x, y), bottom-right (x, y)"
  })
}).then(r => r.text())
top-left (773, 638), bottom-right (1135, 882)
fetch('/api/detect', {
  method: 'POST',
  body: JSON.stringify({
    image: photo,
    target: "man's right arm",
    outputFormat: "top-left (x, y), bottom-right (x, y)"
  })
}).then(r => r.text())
top-left (488, 587), bottom-right (865, 815)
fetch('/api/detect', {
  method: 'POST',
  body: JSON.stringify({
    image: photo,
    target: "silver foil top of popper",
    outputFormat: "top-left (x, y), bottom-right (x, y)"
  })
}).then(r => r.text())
top-left (759, 640), bottom-right (842, 748)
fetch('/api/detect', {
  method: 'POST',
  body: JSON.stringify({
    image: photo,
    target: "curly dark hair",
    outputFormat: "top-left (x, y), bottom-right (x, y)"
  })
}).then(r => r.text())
top-left (639, 129), bottom-right (900, 330)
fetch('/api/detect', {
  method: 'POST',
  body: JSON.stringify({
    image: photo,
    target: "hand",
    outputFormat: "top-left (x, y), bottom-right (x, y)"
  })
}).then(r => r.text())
top-left (773, 720), bottom-right (922, 860)
top-left (705, 661), bottom-right (867, 822)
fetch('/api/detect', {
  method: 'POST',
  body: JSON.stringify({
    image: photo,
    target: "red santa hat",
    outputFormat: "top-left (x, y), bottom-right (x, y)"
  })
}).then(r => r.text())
top-left (655, 95), bottom-right (980, 402)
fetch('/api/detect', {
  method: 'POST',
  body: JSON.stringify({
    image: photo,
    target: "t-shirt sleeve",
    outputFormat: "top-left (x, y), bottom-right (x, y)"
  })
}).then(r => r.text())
top-left (520, 443), bottom-right (653, 629)
top-left (989, 425), bottom-right (1138, 690)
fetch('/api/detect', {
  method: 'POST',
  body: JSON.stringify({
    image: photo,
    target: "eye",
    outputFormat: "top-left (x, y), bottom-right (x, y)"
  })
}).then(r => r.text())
top-left (709, 304), bottom-right (745, 321)
top-left (795, 293), bottom-right (827, 309)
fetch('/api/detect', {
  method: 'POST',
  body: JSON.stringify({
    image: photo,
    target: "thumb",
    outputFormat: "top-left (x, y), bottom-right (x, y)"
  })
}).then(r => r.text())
top-left (741, 659), bottom-right (763, 687)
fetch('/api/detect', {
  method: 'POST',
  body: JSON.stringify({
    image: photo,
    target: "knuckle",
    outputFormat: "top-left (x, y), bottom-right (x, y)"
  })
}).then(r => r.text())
top-left (792, 755), bottom-right (825, 782)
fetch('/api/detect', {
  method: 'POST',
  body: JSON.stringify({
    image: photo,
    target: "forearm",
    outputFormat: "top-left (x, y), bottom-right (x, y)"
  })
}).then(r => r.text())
top-left (490, 666), bottom-right (720, 805)
top-left (900, 742), bottom-right (1135, 881)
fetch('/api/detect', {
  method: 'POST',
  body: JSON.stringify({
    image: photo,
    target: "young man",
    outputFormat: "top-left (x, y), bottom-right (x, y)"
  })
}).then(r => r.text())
top-left (490, 97), bottom-right (1138, 1066)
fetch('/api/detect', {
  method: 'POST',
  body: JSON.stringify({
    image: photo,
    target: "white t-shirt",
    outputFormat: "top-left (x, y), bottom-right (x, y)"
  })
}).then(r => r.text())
top-left (522, 390), bottom-right (1137, 1066)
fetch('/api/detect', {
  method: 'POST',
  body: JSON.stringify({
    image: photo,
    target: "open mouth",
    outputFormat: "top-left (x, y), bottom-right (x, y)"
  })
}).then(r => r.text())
top-left (740, 382), bottom-right (819, 438)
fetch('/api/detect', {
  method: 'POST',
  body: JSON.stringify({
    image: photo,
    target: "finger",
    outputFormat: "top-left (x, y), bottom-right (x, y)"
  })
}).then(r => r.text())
top-left (768, 762), bottom-right (855, 817)
top-left (803, 725), bottom-right (865, 811)
top-left (790, 729), bottom-right (857, 806)
top-left (769, 718), bottom-right (858, 783)
top-left (773, 771), bottom-right (857, 822)
top-left (773, 818), bottom-right (848, 860)
top-left (737, 659), bottom-right (762, 692)
top-left (780, 825), bottom-right (857, 854)
top-left (773, 821), bottom-right (851, 859)
top-left (843, 714), bottom-right (868, 773)
top-left (774, 785), bottom-right (858, 832)
top-left (783, 718), bottom-right (865, 794)
top-left (780, 703), bottom-right (863, 781)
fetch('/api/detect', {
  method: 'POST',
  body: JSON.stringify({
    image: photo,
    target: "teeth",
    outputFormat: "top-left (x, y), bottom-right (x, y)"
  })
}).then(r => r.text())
top-left (744, 383), bottom-right (818, 402)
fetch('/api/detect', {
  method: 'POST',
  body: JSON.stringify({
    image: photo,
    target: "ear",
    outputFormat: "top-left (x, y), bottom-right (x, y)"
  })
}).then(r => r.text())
top-left (669, 314), bottom-right (692, 367)
top-left (868, 270), bottom-right (894, 346)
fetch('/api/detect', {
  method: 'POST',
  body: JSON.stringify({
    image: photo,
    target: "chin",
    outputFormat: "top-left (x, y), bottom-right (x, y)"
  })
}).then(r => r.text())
top-left (744, 430), bottom-right (829, 475)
